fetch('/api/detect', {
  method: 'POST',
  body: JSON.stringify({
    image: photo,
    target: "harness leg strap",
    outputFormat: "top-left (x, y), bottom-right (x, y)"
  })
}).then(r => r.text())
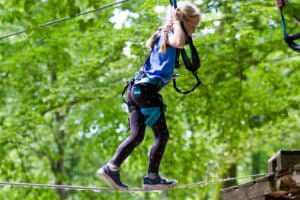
top-left (141, 105), bottom-right (165, 127)
top-left (141, 106), bottom-right (162, 127)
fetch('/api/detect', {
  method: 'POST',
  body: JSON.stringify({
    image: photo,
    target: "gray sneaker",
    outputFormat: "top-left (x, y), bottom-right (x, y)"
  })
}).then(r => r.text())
top-left (97, 164), bottom-right (128, 190)
top-left (143, 175), bottom-right (177, 190)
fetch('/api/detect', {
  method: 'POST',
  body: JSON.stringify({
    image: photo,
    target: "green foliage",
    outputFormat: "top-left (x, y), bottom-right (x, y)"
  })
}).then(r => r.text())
top-left (1, 0), bottom-right (300, 199)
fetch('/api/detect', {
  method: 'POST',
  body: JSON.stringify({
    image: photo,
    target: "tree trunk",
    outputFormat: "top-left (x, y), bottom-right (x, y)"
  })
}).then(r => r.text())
top-left (213, 163), bottom-right (237, 200)
top-left (50, 70), bottom-right (67, 200)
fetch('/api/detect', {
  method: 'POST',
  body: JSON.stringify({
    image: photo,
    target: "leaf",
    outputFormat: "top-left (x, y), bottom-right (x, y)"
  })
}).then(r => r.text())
top-left (24, 0), bottom-right (34, 12)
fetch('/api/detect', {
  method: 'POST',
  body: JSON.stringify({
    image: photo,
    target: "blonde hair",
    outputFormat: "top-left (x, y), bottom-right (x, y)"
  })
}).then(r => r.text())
top-left (146, 2), bottom-right (201, 52)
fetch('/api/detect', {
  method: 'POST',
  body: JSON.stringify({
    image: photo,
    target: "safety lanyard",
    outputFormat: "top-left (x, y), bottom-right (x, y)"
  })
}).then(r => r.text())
top-left (170, 0), bottom-right (202, 94)
top-left (279, 3), bottom-right (300, 52)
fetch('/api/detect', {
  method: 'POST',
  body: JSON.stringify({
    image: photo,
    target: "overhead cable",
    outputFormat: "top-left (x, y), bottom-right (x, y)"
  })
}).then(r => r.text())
top-left (0, 0), bottom-right (129, 39)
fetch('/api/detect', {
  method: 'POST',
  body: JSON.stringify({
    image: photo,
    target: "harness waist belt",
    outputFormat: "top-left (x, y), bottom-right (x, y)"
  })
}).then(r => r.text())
top-left (134, 71), bottom-right (164, 88)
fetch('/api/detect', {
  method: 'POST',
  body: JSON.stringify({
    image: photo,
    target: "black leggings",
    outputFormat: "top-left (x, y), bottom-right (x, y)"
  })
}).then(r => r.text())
top-left (110, 84), bottom-right (169, 174)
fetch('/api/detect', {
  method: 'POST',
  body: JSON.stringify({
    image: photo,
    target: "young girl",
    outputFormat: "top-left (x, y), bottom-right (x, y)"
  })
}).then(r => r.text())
top-left (98, 2), bottom-right (201, 190)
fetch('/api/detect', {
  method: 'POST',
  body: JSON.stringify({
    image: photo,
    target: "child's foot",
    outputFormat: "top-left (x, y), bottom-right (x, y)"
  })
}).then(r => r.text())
top-left (143, 175), bottom-right (177, 190)
top-left (97, 164), bottom-right (128, 190)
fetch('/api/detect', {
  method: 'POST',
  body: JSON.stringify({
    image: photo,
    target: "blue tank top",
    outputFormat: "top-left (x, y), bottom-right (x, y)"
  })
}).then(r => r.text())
top-left (142, 32), bottom-right (177, 85)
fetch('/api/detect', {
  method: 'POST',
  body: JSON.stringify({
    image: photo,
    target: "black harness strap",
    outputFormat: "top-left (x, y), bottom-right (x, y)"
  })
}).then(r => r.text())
top-left (170, 0), bottom-right (202, 94)
top-left (279, 1), bottom-right (300, 52)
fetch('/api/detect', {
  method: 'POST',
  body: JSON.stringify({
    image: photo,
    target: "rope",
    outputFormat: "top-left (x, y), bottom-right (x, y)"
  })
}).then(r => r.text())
top-left (0, 173), bottom-right (270, 193)
top-left (0, 0), bottom-right (129, 40)
top-left (174, 173), bottom-right (271, 189)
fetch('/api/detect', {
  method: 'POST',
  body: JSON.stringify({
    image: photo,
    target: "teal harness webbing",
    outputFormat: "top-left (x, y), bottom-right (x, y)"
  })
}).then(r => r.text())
top-left (279, 2), bottom-right (300, 52)
top-left (140, 107), bottom-right (161, 127)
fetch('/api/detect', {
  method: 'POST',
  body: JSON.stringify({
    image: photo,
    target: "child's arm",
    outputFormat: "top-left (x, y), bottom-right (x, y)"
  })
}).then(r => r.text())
top-left (168, 9), bottom-right (186, 49)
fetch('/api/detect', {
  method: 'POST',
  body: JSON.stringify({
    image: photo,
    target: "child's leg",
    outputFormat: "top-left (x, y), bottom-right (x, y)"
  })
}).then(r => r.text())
top-left (97, 89), bottom-right (146, 190)
top-left (143, 112), bottom-right (177, 190)
top-left (109, 86), bottom-right (146, 167)
top-left (110, 108), bottom-right (146, 167)
top-left (147, 112), bottom-right (169, 175)
top-left (129, 84), bottom-right (169, 175)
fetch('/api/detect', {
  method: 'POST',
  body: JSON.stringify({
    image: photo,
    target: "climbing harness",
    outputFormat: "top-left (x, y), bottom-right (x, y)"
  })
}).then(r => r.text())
top-left (279, 0), bottom-right (300, 52)
top-left (170, 0), bottom-right (202, 94)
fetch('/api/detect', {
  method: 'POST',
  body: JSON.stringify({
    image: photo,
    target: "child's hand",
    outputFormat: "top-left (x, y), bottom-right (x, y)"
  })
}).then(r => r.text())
top-left (172, 8), bottom-right (183, 21)
top-left (275, 0), bottom-right (288, 9)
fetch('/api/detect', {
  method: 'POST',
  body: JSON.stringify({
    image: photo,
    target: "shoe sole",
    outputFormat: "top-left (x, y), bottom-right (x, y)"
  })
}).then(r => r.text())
top-left (143, 183), bottom-right (177, 191)
top-left (97, 168), bottom-right (128, 191)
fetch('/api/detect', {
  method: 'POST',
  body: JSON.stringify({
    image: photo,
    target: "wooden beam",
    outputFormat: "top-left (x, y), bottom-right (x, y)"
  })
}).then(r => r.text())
top-left (268, 150), bottom-right (300, 174)
top-left (221, 150), bottom-right (300, 200)
top-left (220, 175), bottom-right (275, 200)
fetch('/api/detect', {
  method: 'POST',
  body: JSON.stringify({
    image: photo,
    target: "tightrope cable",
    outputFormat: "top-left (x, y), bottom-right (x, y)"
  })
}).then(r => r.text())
top-left (174, 173), bottom-right (271, 189)
top-left (0, 173), bottom-right (270, 193)
top-left (0, 0), bottom-right (129, 40)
